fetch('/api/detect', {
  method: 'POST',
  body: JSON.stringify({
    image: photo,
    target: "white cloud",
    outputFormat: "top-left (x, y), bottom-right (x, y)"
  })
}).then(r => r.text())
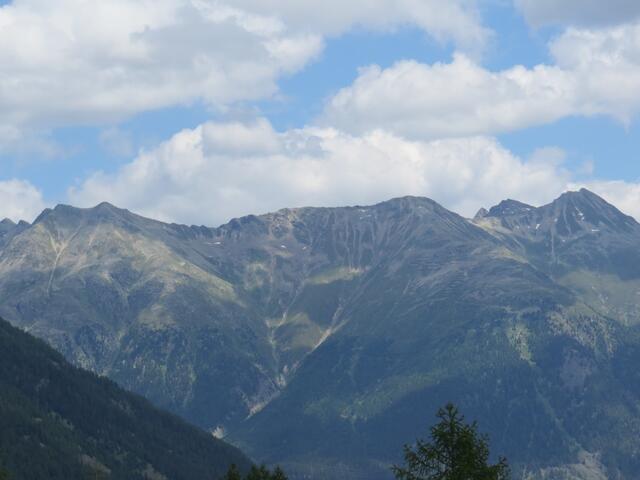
top-left (0, 179), bottom-right (46, 222)
top-left (515, 0), bottom-right (640, 28)
top-left (202, 118), bottom-right (281, 155)
top-left (322, 55), bottom-right (574, 139)
top-left (0, 0), bottom-right (489, 134)
top-left (230, 0), bottom-right (490, 53)
top-left (6, 0), bottom-right (640, 228)
top-left (68, 118), bottom-right (571, 226)
top-left (0, 0), bottom-right (322, 129)
top-left (549, 25), bottom-right (640, 127)
top-left (68, 119), bottom-right (640, 224)
top-left (321, 20), bottom-right (640, 139)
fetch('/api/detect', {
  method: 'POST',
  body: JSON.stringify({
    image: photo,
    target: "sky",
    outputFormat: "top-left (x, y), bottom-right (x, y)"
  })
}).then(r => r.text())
top-left (1, 0), bottom-right (640, 226)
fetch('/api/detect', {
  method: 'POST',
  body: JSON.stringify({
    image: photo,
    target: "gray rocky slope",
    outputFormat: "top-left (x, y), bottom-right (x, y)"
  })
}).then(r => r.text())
top-left (1, 189), bottom-right (640, 479)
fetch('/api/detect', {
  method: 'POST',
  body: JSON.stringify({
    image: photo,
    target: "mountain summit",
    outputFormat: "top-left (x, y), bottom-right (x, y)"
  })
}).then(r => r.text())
top-left (483, 188), bottom-right (637, 237)
top-left (1, 191), bottom-right (640, 479)
top-left (475, 189), bottom-right (640, 277)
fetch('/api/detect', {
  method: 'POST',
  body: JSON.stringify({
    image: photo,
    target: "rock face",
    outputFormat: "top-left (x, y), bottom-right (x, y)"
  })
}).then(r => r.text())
top-left (2, 190), bottom-right (640, 479)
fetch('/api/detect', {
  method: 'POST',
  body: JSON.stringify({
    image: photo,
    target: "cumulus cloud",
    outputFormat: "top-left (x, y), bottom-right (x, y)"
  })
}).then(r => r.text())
top-left (68, 118), bottom-right (573, 226)
top-left (68, 119), bottom-right (640, 223)
top-left (322, 55), bottom-right (572, 139)
top-left (515, 0), bottom-right (640, 28)
top-left (6, 1), bottom-right (640, 228)
top-left (321, 20), bottom-right (640, 139)
top-left (0, 179), bottom-right (46, 222)
top-left (229, 0), bottom-right (490, 52)
top-left (0, 0), bottom-right (488, 135)
top-left (0, 0), bottom-right (322, 130)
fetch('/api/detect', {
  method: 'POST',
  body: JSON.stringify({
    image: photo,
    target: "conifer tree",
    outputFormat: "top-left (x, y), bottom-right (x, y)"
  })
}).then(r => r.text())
top-left (246, 465), bottom-right (270, 480)
top-left (392, 403), bottom-right (509, 480)
top-left (271, 466), bottom-right (287, 480)
top-left (223, 463), bottom-right (288, 480)
top-left (223, 464), bottom-right (242, 480)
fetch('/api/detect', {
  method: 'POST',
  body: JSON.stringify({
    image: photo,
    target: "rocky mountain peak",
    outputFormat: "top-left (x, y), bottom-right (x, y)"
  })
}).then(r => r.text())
top-left (31, 203), bottom-right (146, 238)
top-left (32, 204), bottom-right (89, 227)
top-left (487, 199), bottom-right (535, 218)
top-left (0, 219), bottom-right (16, 235)
top-left (549, 188), bottom-right (637, 233)
top-left (375, 195), bottom-right (441, 213)
top-left (481, 189), bottom-right (638, 240)
top-left (32, 207), bottom-right (53, 225)
top-left (0, 219), bottom-right (17, 243)
top-left (473, 207), bottom-right (489, 220)
top-left (0, 218), bottom-right (29, 247)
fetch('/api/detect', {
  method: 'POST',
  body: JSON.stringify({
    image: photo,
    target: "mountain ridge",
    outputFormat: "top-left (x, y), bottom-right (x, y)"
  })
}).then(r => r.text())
top-left (1, 189), bottom-right (640, 479)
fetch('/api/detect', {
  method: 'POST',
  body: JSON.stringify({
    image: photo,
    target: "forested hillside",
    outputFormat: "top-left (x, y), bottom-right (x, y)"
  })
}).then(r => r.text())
top-left (0, 316), bottom-right (250, 479)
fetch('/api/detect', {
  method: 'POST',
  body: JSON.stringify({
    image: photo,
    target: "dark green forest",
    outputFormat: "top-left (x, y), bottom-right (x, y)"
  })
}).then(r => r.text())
top-left (223, 464), bottom-right (289, 480)
top-left (0, 316), bottom-right (250, 479)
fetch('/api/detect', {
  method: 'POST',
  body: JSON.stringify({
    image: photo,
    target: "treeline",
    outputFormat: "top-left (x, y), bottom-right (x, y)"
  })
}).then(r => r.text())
top-left (224, 464), bottom-right (287, 479)
top-left (222, 402), bottom-right (509, 480)
top-left (1, 398), bottom-right (509, 480)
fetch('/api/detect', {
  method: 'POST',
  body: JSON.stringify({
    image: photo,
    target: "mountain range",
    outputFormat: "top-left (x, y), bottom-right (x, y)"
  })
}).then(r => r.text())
top-left (1, 189), bottom-right (640, 479)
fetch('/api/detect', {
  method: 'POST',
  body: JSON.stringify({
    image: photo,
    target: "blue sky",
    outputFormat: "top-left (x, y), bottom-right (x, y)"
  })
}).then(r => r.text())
top-left (1, 0), bottom-right (640, 225)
